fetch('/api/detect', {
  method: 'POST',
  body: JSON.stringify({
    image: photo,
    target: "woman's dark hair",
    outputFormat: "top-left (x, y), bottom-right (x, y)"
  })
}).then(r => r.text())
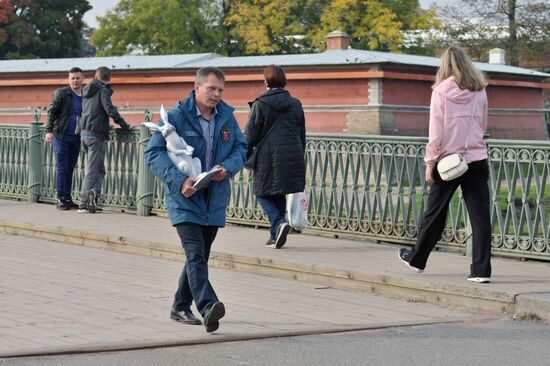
top-left (263, 65), bottom-right (287, 88)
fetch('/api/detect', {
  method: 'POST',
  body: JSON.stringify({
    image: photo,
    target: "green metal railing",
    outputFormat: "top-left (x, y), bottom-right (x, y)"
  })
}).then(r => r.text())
top-left (1, 116), bottom-right (548, 260)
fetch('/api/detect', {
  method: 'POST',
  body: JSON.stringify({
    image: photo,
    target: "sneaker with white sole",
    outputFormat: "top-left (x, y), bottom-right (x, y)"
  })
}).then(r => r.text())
top-left (265, 239), bottom-right (276, 249)
top-left (274, 222), bottom-right (290, 249)
top-left (398, 248), bottom-right (424, 273)
top-left (467, 276), bottom-right (491, 283)
top-left (87, 190), bottom-right (97, 213)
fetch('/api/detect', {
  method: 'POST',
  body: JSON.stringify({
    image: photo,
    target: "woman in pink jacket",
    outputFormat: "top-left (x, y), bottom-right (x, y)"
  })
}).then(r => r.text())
top-left (398, 46), bottom-right (492, 283)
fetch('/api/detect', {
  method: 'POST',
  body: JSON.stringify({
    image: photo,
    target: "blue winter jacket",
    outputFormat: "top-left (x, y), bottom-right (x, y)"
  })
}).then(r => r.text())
top-left (144, 91), bottom-right (247, 227)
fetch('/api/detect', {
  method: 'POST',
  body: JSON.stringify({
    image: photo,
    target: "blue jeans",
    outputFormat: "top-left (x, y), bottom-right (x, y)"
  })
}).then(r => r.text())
top-left (256, 195), bottom-right (287, 240)
top-left (173, 223), bottom-right (219, 316)
top-left (79, 135), bottom-right (106, 203)
top-left (53, 135), bottom-right (80, 201)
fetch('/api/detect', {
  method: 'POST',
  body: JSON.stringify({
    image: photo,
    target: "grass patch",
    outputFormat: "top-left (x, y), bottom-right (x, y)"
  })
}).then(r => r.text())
top-left (513, 312), bottom-right (542, 321)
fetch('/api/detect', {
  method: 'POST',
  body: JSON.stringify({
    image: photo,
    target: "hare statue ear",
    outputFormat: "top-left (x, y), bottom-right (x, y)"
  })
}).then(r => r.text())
top-left (142, 122), bottom-right (160, 132)
top-left (160, 104), bottom-right (169, 125)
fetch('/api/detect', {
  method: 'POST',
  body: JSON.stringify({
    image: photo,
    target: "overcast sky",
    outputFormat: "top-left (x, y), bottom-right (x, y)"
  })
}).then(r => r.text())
top-left (83, 0), bottom-right (454, 29)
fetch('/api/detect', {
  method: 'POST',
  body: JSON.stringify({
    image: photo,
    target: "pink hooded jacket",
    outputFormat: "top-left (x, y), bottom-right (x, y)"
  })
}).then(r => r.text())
top-left (424, 77), bottom-right (488, 167)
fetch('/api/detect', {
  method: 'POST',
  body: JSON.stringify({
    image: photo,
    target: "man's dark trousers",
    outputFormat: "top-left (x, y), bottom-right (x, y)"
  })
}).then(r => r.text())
top-left (257, 194), bottom-right (286, 240)
top-left (53, 135), bottom-right (80, 202)
top-left (406, 159), bottom-right (492, 277)
top-left (173, 223), bottom-right (219, 316)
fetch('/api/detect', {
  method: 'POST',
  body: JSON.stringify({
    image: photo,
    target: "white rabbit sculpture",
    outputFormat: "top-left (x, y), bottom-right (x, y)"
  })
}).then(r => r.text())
top-left (143, 105), bottom-right (202, 177)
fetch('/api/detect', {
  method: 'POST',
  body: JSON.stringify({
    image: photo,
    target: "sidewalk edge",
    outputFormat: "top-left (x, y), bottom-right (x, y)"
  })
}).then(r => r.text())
top-left (0, 219), bottom-right (539, 319)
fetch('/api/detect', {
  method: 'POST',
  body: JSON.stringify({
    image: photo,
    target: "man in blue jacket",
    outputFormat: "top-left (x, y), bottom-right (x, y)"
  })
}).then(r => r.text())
top-left (145, 67), bottom-right (247, 333)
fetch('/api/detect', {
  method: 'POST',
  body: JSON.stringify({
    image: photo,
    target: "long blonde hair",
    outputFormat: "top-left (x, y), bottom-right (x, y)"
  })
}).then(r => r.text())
top-left (433, 46), bottom-right (487, 91)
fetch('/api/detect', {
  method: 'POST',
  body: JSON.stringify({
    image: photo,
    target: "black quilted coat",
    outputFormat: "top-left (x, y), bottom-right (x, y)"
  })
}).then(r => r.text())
top-left (244, 88), bottom-right (306, 196)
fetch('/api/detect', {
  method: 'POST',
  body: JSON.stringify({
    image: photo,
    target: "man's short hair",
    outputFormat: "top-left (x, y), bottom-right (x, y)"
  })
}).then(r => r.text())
top-left (96, 66), bottom-right (111, 82)
top-left (69, 67), bottom-right (83, 74)
top-left (264, 65), bottom-right (287, 88)
top-left (195, 67), bottom-right (225, 86)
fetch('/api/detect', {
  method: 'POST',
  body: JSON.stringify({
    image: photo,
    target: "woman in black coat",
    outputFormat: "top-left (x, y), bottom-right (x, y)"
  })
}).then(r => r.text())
top-left (244, 65), bottom-right (306, 249)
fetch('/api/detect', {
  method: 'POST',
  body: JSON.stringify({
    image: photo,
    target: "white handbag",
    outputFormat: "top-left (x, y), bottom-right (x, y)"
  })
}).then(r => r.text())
top-left (437, 92), bottom-right (477, 181)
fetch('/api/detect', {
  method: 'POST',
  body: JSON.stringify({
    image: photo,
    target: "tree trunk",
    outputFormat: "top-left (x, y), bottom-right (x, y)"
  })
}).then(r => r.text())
top-left (506, 0), bottom-right (518, 66)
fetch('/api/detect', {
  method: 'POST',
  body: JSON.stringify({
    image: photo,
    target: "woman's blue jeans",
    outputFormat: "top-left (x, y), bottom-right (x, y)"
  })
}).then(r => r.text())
top-left (256, 194), bottom-right (287, 240)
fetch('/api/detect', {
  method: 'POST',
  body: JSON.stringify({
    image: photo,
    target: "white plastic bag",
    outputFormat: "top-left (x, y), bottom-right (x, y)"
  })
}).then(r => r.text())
top-left (287, 190), bottom-right (308, 230)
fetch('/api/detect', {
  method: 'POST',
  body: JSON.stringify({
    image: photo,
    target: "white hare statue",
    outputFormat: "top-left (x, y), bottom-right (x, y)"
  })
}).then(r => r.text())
top-left (143, 105), bottom-right (202, 177)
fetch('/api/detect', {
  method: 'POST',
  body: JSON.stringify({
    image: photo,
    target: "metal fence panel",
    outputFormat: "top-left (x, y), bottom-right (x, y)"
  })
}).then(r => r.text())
top-left (0, 124), bottom-right (548, 260)
top-left (0, 125), bottom-right (29, 199)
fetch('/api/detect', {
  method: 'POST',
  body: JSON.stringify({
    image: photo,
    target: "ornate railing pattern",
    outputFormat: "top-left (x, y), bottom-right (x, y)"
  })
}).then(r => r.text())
top-left (226, 135), bottom-right (470, 249)
top-left (0, 125), bottom-right (29, 198)
top-left (487, 140), bottom-right (550, 258)
top-left (39, 129), bottom-right (140, 209)
top-left (0, 123), bottom-right (548, 260)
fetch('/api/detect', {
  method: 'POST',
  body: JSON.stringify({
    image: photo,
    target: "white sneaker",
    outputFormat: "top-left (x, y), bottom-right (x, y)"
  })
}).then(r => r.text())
top-left (467, 276), bottom-right (491, 283)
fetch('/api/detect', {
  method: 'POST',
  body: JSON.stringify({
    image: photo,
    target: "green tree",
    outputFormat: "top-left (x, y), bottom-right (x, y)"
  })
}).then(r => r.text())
top-left (383, 0), bottom-right (441, 55)
top-left (307, 0), bottom-right (402, 51)
top-left (225, 0), bottom-right (310, 55)
top-left (308, 0), bottom-right (439, 53)
top-left (0, 0), bottom-right (14, 55)
top-left (0, 0), bottom-right (91, 59)
top-left (80, 24), bottom-right (96, 57)
top-left (91, 0), bottom-right (238, 56)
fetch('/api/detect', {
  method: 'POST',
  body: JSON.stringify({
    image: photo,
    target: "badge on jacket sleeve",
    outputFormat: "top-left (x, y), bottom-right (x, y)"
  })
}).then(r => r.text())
top-left (221, 129), bottom-right (231, 142)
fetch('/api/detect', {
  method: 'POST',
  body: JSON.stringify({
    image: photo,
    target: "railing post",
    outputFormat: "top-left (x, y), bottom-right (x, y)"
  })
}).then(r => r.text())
top-left (136, 110), bottom-right (155, 216)
top-left (27, 108), bottom-right (43, 203)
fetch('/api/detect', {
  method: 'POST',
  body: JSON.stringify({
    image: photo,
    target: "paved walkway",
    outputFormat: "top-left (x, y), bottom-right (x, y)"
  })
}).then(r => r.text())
top-left (1, 232), bottom-right (485, 358)
top-left (0, 200), bottom-right (549, 337)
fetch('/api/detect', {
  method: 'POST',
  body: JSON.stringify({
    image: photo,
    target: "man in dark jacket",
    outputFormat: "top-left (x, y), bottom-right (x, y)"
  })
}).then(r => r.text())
top-left (78, 66), bottom-right (131, 213)
top-left (145, 67), bottom-right (247, 333)
top-left (245, 65), bottom-right (306, 249)
top-left (45, 67), bottom-right (85, 210)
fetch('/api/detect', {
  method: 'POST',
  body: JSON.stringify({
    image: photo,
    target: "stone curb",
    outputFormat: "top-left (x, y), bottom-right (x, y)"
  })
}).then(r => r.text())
top-left (1, 219), bottom-right (547, 320)
top-left (0, 320), bottom-right (466, 359)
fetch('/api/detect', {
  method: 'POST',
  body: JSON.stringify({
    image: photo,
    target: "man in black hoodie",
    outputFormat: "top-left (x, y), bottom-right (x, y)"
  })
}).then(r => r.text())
top-left (77, 66), bottom-right (131, 213)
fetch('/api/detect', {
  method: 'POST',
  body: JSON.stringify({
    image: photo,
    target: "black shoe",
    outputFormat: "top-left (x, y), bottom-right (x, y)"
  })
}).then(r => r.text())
top-left (203, 302), bottom-right (225, 333)
top-left (274, 223), bottom-right (290, 249)
top-left (77, 204), bottom-right (89, 214)
top-left (87, 190), bottom-right (97, 213)
top-left (398, 248), bottom-right (424, 273)
top-left (265, 239), bottom-right (276, 248)
top-left (64, 200), bottom-right (79, 209)
top-left (170, 310), bottom-right (201, 325)
top-left (55, 200), bottom-right (70, 210)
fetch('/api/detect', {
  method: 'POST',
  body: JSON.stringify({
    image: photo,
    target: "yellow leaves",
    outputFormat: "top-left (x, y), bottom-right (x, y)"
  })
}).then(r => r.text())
top-left (225, 0), bottom-right (302, 55)
top-left (410, 8), bottom-right (441, 30)
top-left (91, 0), bottom-right (442, 56)
top-left (356, 0), bottom-right (403, 52)
top-left (310, 0), bottom-right (404, 51)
